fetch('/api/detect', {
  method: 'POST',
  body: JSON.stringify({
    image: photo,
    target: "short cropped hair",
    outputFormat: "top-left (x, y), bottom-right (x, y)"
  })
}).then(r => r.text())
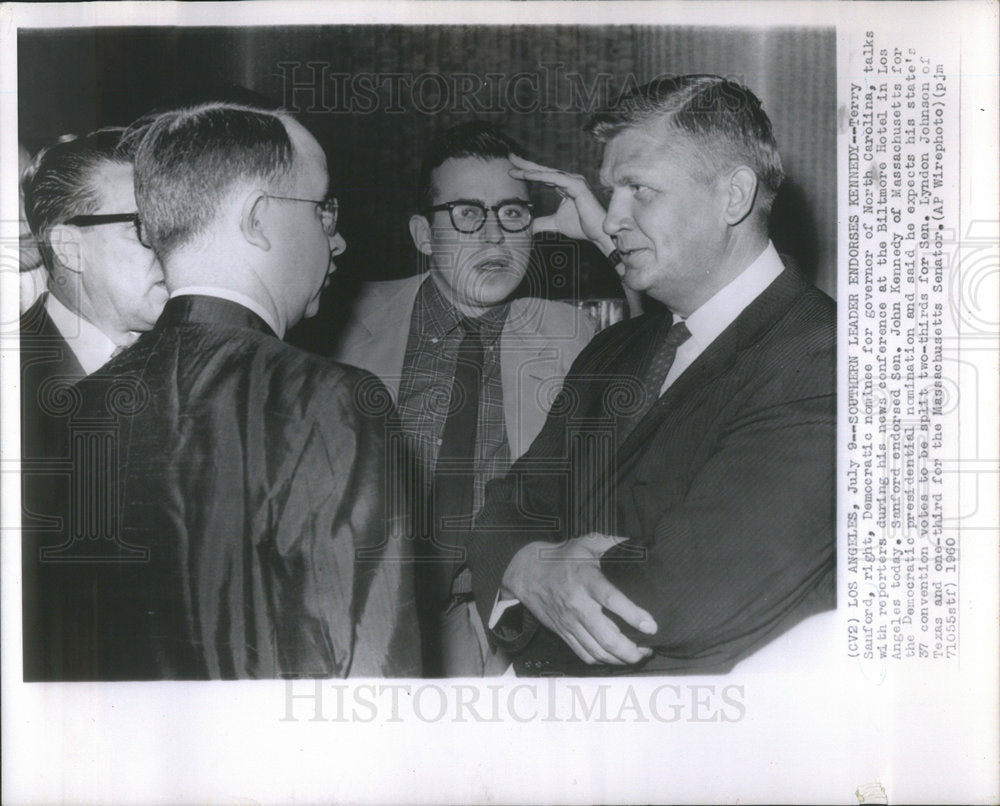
top-left (131, 103), bottom-right (297, 258)
top-left (416, 120), bottom-right (527, 210)
top-left (588, 75), bottom-right (784, 209)
top-left (21, 128), bottom-right (132, 272)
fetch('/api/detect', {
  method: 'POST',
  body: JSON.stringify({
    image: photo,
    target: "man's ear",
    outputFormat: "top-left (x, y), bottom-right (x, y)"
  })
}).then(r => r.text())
top-left (240, 190), bottom-right (271, 251)
top-left (408, 214), bottom-right (433, 257)
top-left (722, 166), bottom-right (759, 226)
top-left (47, 224), bottom-right (83, 273)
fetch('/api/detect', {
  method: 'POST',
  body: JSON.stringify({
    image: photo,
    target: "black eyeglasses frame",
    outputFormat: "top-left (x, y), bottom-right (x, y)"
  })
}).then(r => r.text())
top-left (423, 199), bottom-right (534, 234)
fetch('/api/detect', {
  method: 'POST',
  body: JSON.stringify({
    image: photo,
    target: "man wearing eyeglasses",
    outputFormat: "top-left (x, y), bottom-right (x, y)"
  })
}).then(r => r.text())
top-left (333, 121), bottom-right (595, 676)
top-left (19, 128), bottom-right (170, 679)
top-left (19, 128), bottom-right (167, 413)
top-left (47, 103), bottom-right (419, 680)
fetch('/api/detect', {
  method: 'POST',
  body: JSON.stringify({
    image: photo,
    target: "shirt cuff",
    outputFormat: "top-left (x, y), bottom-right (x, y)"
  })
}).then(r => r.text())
top-left (488, 594), bottom-right (521, 629)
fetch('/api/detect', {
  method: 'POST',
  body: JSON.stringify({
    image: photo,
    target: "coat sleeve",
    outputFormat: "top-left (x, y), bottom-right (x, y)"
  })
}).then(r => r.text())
top-left (268, 369), bottom-right (421, 677)
top-left (469, 319), bottom-right (644, 650)
top-left (599, 334), bottom-right (836, 665)
top-left (469, 331), bottom-right (610, 650)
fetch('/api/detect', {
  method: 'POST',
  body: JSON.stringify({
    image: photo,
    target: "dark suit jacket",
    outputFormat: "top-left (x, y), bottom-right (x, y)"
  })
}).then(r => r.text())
top-left (49, 295), bottom-right (419, 680)
top-left (469, 267), bottom-right (836, 675)
top-left (20, 294), bottom-right (84, 456)
top-left (19, 294), bottom-right (89, 680)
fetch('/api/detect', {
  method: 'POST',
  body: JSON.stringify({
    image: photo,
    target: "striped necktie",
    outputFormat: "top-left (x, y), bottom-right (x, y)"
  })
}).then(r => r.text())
top-left (623, 318), bottom-right (691, 435)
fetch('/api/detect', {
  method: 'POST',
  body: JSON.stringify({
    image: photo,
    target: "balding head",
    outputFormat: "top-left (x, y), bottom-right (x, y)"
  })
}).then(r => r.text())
top-left (132, 103), bottom-right (299, 261)
top-left (130, 103), bottom-right (344, 335)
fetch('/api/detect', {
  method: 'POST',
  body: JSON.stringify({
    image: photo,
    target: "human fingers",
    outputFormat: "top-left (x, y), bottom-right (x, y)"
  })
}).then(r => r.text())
top-left (508, 156), bottom-right (589, 197)
top-left (582, 605), bottom-right (653, 664)
top-left (547, 567), bottom-right (649, 665)
top-left (525, 594), bottom-right (609, 665)
top-left (557, 629), bottom-right (602, 666)
top-left (567, 621), bottom-right (631, 665)
top-left (593, 576), bottom-right (658, 636)
top-left (541, 604), bottom-right (628, 666)
top-left (508, 152), bottom-right (564, 175)
top-left (530, 212), bottom-right (561, 235)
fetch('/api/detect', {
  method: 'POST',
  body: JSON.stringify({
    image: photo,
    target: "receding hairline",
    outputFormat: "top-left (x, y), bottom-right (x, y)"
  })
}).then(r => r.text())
top-left (278, 115), bottom-right (330, 186)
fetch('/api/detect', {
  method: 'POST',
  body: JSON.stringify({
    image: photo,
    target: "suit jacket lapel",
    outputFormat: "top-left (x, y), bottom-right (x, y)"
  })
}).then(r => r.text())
top-left (337, 277), bottom-right (421, 402)
top-left (615, 267), bottom-right (808, 470)
top-left (20, 295), bottom-right (87, 379)
top-left (500, 299), bottom-right (562, 459)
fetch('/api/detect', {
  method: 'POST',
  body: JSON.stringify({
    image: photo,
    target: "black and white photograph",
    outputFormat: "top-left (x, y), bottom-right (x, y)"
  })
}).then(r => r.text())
top-left (1, 2), bottom-right (996, 804)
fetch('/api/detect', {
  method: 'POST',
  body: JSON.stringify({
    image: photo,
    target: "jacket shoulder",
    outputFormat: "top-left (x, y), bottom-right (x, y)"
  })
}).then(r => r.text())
top-left (507, 297), bottom-right (596, 345)
top-left (766, 280), bottom-right (836, 356)
top-left (331, 276), bottom-right (421, 358)
top-left (344, 276), bottom-right (422, 328)
top-left (278, 343), bottom-right (393, 417)
top-left (20, 295), bottom-right (53, 338)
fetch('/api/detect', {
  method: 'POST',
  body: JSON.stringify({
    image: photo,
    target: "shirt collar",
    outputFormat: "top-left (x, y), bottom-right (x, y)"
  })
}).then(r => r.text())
top-left (416, 275), bottom-right (508, 344)
top-left (170, 286), bottom-right (282, 338)
top-left (44, 293), bottom-right (121, 375)
top-left (678, 241), bottom-right (784, 348)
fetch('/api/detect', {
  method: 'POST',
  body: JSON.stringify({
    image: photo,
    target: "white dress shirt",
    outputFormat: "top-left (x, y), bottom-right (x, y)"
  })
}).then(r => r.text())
top-left (661, 240), bottom-right (784, 393)
top-left (44, 293), bottom-right (119, 376)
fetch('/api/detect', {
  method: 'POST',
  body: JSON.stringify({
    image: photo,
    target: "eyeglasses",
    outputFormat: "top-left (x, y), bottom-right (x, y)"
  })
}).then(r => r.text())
top-left (424, 199), bottom-right (533, 234)
top-left (63, 213), bottom-right (138, 227)
top-left (63, 212), bottom-right (148, 246)
top-left (266, 194), bottom-right (339, 236)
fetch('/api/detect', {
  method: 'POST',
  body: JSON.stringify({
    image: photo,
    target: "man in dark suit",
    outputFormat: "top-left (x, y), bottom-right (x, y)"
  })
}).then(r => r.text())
top-left (19, 129), bottom-right (168, 680)
top-left (58, 103), bottom-right (419, 679)
top-left (470, 75), bottom-right (836, 675)
top-left (20, 128), bottom-right (168, 452)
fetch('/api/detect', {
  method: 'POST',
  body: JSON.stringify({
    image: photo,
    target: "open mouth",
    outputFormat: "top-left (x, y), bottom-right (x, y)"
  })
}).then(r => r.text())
top-left (474, 255), bottom-right (512, 271)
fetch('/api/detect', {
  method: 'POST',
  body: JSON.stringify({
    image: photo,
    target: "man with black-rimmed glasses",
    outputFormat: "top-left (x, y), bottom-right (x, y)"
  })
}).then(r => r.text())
top-left (333, 121), bottom-right (595, 676)
top-left (20, 128), bottom-right (167, 394)
top-left (19, 127), bottom-right (167, 679)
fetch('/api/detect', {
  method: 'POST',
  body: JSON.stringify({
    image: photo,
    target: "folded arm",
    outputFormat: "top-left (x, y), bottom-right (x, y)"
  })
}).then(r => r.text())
top-left (601, 367), bottom-right (836, 661)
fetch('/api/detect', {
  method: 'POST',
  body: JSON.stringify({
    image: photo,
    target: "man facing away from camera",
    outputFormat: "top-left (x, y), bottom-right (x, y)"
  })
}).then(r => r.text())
top-left (332, 122), bottom-right (595, 676)
top-left (62, 103), bottom-right (419, 679)
top-left (469, 75), bottom-right (836, 675)
top-left (19, 128), bottom-right (168, 680)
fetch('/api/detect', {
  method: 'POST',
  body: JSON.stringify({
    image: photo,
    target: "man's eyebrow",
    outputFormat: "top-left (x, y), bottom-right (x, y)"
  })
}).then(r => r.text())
top-left (441, 197), bottom-right (487, 206)
top-left (615, 172), bottom-right (647, 186)
top-left (598, 168), bottom-right (642, 188)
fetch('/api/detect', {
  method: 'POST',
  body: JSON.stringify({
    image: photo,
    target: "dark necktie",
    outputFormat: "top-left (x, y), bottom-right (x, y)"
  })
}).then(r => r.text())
top-left (430, 317), bottom-right (484, 597)
top-left (623, 317), bottom-right (691, 435)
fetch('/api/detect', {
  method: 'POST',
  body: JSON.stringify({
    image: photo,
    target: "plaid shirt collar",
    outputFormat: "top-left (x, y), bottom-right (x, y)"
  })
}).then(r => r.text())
top-left (416, 275), bottom-right (509, 347)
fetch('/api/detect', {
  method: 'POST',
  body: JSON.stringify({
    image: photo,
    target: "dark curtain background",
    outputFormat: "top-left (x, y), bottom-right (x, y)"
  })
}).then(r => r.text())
top-left (19, 26), bottom-right (835, 353)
